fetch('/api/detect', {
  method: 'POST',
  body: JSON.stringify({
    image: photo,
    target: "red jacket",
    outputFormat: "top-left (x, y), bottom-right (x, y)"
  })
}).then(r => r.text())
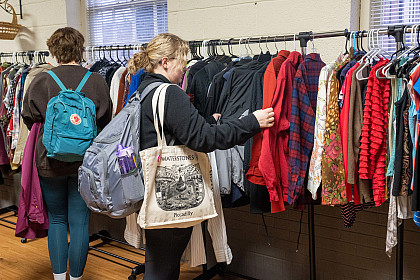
top-left (259, 52), bottom-right (303, 213)
top-left (246, 51), bottom-right (290, 186)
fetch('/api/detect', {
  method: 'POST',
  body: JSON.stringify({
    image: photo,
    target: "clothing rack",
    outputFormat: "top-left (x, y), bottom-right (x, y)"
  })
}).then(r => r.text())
top-left (89, 230), bottom-right (145, 280)
top-left (188, 24), bottom-right (415, 280)
top-left (0, 51), bottom-right (50, 242)
top-left (0, 205), bottom-right (26, 243)
top-left (0, 51), bottom-right (50, 64)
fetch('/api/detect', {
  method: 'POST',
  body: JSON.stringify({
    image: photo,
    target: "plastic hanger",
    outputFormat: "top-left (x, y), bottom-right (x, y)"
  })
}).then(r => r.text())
top-left (227, 38), bottom-right (237, 59)
top-left (344, 31), bottom-right (350, 55)
top-left (115, 45), bottom-right (123, 64)
top-left (356, 29), bottom-right (376, 80)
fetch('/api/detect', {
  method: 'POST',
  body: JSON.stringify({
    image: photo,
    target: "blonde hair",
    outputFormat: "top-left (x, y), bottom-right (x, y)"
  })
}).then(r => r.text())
top-left (128, 33), bottom-right (189, 74)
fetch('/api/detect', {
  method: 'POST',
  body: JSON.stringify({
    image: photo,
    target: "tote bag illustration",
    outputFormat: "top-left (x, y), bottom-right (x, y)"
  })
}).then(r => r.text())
top-left (138, 84), bottom-right (217, 229)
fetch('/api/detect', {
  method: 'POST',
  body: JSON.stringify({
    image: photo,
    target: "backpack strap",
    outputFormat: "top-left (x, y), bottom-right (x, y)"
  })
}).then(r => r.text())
top-left (47, 70), bottom-right (92, 93)
top-left (139, 82), bottom-right (163, 102)
top-left (47, 71), bottom-right (67, 91)
top-left (75, 71), bottom-right (93, 92)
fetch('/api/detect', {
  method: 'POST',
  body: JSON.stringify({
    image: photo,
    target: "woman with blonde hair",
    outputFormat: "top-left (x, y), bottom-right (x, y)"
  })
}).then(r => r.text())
top-left (130, 33), bottom-right (274, 279)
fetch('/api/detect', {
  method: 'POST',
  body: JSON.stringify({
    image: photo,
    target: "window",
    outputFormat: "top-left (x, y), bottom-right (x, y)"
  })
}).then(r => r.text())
top-left (85, 0), bottom-right (168, 46)
top-left (370, 0), bottom-right (420, 51)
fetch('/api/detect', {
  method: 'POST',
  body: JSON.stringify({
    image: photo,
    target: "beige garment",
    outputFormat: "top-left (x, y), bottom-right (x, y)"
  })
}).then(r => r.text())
top-left (12, 64), bottom-right (53, 167)
top-left (308, 53), bottom-right (347, 199)
top-left (182, 151), bottom-right (233, 267)
top-left (110, 66), bottom-right (126, 118)
top-left (124, 212), bottom-right (144, 249)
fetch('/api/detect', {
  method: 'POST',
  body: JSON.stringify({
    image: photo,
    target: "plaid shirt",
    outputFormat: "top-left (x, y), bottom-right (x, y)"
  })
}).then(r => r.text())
top-left (288, 53), bottom-right (325, 208)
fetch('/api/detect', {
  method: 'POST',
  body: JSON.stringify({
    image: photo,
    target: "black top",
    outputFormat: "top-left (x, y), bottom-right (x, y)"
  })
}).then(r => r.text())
top-left (218, 60), bottom-right (267, 122)
top-left (189, 61), bottom-right (226, 117)
top-left (138, 73), bottom-right (261, 153)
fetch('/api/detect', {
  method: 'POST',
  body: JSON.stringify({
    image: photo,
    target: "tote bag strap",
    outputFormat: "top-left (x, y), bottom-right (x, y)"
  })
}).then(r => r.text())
top-left (152, 83), bottom-right (170, 147)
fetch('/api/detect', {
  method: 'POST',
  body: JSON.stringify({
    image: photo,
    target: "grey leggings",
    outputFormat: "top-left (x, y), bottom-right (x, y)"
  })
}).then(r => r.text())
top-left (143, 227), bottom-right (193, 280)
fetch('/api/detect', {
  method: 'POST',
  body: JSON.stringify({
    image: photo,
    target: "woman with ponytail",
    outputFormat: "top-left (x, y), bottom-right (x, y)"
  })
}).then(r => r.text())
top-left (132, 33), bottom-right (274, 280)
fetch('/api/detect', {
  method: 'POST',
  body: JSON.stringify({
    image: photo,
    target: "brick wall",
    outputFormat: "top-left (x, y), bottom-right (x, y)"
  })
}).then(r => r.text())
top-left (0, 173), bottom-right (21, 209)
top-left (220, 203), bottom-right (420, 280)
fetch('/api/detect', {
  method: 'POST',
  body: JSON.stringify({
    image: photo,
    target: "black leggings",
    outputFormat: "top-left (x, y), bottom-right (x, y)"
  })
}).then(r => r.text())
top-left (143, 227), bottom-right (193, 280)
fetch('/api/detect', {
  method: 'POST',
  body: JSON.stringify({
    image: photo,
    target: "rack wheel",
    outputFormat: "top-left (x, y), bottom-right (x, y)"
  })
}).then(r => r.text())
top-left (128, 275), bottom-right (136, 280)
top-left (21, 238), bottom-right (27, 243)
top-left (98, 230), bottom-right (111, 243)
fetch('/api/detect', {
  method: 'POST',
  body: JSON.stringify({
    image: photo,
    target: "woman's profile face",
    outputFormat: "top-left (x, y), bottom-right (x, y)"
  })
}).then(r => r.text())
top-left (166, 58), bottom-right (187, 84)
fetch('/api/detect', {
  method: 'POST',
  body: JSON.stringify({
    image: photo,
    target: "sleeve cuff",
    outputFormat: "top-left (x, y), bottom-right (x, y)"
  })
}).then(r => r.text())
top-left (243, 113), bottom-right (261, 134)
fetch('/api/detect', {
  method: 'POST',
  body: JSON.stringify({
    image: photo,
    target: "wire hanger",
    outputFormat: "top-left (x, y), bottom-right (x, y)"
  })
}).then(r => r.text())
top-left (310, 33), bottom-right (317, 53)
top-left (239, 38), bottom-right (244, 58)
top-left (265, 36), bottom-right (270, 54)
top-left (273, 36), bottom-right (279, 54)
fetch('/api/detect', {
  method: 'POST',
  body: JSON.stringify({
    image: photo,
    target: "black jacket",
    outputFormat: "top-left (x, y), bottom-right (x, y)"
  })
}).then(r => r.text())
top-left (138, 73), bottom-right (260, 153)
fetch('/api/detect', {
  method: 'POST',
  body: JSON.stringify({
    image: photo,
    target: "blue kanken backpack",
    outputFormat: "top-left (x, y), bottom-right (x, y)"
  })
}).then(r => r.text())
top-left (43, 71), bottom-right (97, 162)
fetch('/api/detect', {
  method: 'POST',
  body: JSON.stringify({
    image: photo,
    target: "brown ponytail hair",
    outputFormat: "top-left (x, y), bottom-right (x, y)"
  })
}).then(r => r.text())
top-left (128, 33), bottom-right (189, 74)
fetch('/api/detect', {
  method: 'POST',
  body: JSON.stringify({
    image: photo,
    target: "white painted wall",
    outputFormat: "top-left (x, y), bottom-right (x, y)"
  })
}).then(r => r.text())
top-left (168, 0), bottom-right (362, 63)
top-left (1, 0), bottom-right (85, 64)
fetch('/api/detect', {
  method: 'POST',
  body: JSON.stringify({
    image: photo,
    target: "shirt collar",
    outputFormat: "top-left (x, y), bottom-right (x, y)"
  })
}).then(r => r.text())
top-left (277, 50), bottom-right (290, 60)
top-left (304, 53), bottom-right (322, 62)
top-left (147, 72), bottom-right (171, 83)
top-left (286, 51), bottom-right (304, 69)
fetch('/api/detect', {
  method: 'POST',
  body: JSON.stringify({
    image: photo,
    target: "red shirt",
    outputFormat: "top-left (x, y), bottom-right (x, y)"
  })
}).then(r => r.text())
top-left (340, 62), bottom-right (360, 202)
top-left (258, 52), bottom-right (302, 213)
top-left (246, 51), bottom-right (290, 186)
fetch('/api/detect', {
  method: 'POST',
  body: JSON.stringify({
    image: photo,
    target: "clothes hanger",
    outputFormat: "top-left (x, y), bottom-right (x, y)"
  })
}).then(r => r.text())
top-left (365, 28), bottom-right (390, 79)
top-left (356, 29), bottom-right (376, 80)
top-left (115, 45), bottom-right (123, 64)
top-left (382, 26), bottom-right (409, 77)
top-left (246, 37), bottom-right (253, 57)
top-left (238, 38), bottom-right (244, 59)
top-left (310, 34), bottom-right (317, 54)
top-left (283, 35), bottom-right (287, 51)
top-left (344, 31), bottom-right (350, 55)
top-left (108, 46), bottom-right (116, 64)
top-left (227, 38), bottom-right (238, 59)
top-left (121, 45), bottom-right (127, 66)
top-left (273, 36), bottom-right (279, 56)
top-left (265, 36), bottom-right (270, 54)
top-left (396, 25), bottom-right (420, 78)
top-left (201, 40), bottom-right (209, 60)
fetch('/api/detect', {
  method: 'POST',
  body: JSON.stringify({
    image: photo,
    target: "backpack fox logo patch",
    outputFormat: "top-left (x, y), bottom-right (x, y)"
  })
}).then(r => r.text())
top-left (70, 114), bottom-right (81, 125)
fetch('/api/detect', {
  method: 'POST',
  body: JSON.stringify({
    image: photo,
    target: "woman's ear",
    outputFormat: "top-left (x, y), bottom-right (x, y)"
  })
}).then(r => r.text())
top-left (161, 57), bottom-right (169, 70)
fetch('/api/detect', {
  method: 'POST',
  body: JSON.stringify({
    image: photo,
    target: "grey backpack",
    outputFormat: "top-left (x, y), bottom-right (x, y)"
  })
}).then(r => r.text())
top-left (78, 82), bottom-right (163, 218)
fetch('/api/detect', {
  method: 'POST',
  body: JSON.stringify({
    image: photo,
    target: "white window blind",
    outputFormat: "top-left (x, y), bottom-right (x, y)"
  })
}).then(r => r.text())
top-left (86, 0), bottom-right (168, 46)
top-left (370, 0), bottom-right (420, 51)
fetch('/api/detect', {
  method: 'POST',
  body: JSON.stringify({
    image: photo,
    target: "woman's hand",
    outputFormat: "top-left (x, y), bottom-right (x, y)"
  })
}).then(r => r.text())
top-left (212, 113), bottom-right (221, 122)
top-left (253, 108), bottom-right (274, 128)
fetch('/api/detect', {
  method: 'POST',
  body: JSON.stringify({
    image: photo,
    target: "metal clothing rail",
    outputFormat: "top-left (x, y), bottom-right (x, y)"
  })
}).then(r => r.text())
top-left (0, 51), bottom-right (49, 57)
top-left (187, 25), bottom-right (416, 47)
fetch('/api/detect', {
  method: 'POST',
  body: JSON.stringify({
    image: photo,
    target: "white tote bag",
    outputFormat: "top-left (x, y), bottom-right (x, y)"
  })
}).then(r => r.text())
top-left (138, 84), bottom-right (217, 229)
